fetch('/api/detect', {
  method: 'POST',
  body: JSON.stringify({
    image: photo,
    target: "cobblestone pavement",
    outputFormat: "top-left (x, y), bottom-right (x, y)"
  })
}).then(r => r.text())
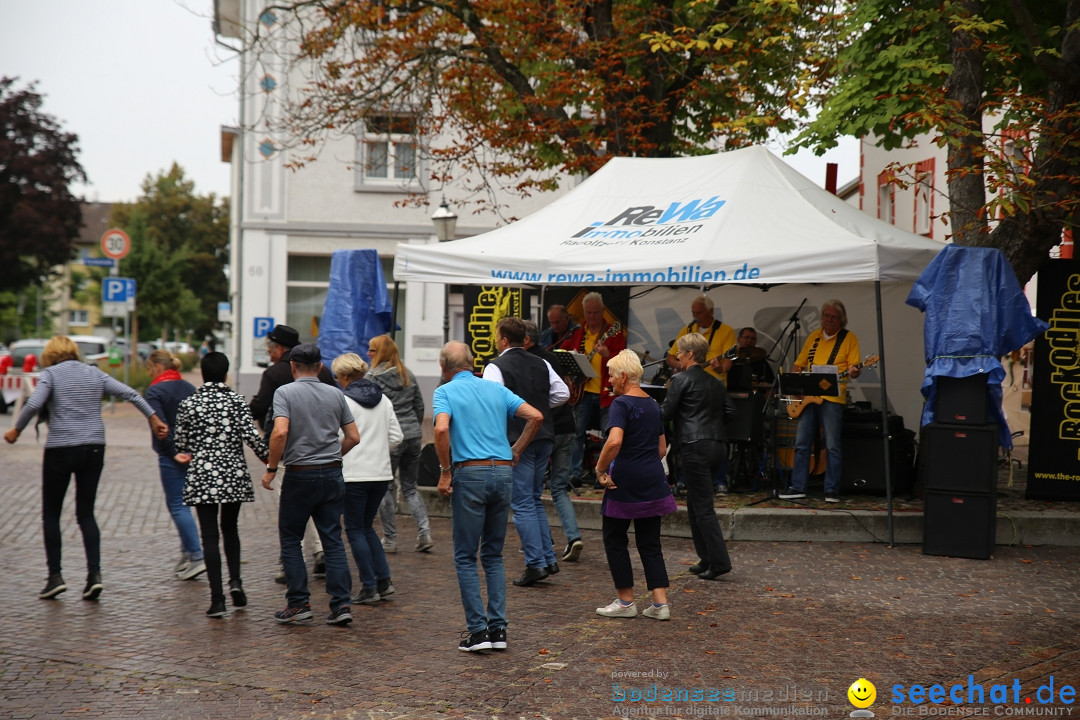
top-left (2, 404), bottom-right (1078, 719)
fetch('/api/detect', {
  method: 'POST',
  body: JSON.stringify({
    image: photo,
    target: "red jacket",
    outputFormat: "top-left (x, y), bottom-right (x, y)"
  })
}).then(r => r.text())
top-left (560, 324), bottom-right (626, 408)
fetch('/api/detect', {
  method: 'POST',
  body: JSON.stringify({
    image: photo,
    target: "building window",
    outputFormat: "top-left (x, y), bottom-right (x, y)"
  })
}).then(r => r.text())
top-left (355, 114), bottom-right (420, 190)
top-left (913, 158), bottom-right (934, 237)
top-left (68, 309), bottom-right (90, 327)
top-left (877, 170), bottom-right (894, 225)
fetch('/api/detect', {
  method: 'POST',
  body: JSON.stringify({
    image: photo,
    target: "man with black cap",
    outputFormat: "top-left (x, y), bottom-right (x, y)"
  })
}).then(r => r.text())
top-left (248, 324), bottom-right (338, 580)
top-left (261, 343), bottom-right (359, 625)
top-left (249, 324), bottom-right (337, 430)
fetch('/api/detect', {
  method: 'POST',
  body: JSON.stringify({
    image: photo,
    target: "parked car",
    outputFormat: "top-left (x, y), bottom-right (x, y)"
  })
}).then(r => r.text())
top-left (72, 335), bottom-right (111, 365)
top-left (164, 341), bottom-right (195, 355)
top-left (112, 338), bottom-right (154, 362)
top-left (8, 339), bottom-right (48, 373)
top-left (9, 335), bottom-right (111, 372)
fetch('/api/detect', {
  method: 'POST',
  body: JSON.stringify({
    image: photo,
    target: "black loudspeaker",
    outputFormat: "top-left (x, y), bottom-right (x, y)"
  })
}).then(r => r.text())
top-left (920, 422), bottom-right (998, 493)
top-left (725, 392), bottom-right (765, 444)
top-left (936, 374), bottom-right (991, 425)
top-left (839, 415), bottom-right (914, 495)
top-left (923, 491), bottom-right (996, 559)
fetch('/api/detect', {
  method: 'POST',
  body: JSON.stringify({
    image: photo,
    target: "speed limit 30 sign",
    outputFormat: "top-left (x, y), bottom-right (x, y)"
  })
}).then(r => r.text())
top-left (100, 228), bottom-right (131, 260)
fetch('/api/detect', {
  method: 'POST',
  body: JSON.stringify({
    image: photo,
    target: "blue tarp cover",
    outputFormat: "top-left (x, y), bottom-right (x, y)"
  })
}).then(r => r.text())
top-left (318, 249), bottom-right (394, 368)
top-left (906, 245), bottom-right (1048, 448)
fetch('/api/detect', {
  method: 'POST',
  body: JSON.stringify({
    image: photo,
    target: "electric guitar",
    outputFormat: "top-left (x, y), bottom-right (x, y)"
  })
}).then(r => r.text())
top-left (784, 355), bottom-right (880, 419)
top-left (567, 322), bottom-right (622, 406)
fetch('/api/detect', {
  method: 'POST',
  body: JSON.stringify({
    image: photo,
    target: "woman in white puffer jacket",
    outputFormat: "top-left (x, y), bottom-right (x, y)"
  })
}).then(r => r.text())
top-left (331, 353), bottom-right (403, 605)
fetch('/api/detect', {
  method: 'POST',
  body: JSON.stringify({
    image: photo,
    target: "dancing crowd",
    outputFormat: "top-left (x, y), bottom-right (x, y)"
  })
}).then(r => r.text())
top-left (12, 294), bottom-right (838, 650)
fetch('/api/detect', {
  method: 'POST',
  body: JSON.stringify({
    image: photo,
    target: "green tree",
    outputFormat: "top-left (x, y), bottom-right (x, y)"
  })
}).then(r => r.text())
top-left (248, 0), bottom-right (840, 208)
top-left (794, 0), bottom-right (1080, 284)
top-left (0, 77), bottom-right (85, 294)
top-left (110, 164), bottom-right (229, 342)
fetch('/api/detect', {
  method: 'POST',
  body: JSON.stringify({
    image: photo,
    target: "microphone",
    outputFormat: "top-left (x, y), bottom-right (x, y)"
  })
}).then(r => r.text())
top-left (790, 297), bottom-right (808, 323)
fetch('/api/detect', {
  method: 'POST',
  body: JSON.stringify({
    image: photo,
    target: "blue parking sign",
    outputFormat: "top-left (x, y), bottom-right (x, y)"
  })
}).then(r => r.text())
top-left (254, 317), bottom-right (274, 338)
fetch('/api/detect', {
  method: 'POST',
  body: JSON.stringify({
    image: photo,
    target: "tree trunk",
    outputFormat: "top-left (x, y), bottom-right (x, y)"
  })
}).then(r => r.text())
top-left (944, 0), bottom-right (987, 245)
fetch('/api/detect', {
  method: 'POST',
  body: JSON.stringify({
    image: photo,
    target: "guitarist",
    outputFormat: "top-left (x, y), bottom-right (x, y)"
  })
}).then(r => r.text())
top-left (665, 296), bottom-right (736, 384)
top-left (779, 300), bottom-right (862, 503)
top-left (559, 292), bottom-right (626, 486)
top-left (539, 304), bottom-right (578, 351)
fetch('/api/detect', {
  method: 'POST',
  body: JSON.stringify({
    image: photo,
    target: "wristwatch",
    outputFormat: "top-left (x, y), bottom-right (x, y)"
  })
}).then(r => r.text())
top-left (439, 465), bottom-right (452, 473)
top-left (266, 465), bottom-right (279, 473)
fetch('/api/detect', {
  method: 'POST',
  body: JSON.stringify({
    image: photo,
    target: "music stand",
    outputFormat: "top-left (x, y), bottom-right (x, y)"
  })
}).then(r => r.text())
top-left (550, 350), bottom-right (598, 381)
top-left (779, 372), bottom-right (841, 398)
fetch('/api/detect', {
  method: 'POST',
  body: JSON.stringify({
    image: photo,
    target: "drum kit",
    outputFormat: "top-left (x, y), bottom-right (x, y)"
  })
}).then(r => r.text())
top-left (640, 344), bottom-right (817, 495)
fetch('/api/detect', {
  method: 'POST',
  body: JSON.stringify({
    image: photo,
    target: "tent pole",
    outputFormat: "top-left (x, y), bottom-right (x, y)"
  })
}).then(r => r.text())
top-left (875, 281), bottom-right (895, 546)
top-left (392, 281), bottom-right (401, 344)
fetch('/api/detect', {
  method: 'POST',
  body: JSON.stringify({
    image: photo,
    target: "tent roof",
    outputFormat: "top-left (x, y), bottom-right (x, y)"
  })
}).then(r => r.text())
top-left (394, 146), bottom-right (947, 286)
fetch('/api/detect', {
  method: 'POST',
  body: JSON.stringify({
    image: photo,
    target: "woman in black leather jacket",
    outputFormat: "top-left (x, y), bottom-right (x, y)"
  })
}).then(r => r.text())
top-left (661, 333), bottom-right (734, 580)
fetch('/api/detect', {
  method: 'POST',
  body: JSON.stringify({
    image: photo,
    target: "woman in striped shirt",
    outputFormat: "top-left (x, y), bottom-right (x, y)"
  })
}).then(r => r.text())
top-left (4, 336), bottom-right (168, 601)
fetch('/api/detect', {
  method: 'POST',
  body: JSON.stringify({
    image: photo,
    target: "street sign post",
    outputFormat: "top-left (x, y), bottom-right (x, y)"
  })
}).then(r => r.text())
top-left (102, 277), bottom-right (136, 318)
top-left (100, 228), bottom-right (131, 260)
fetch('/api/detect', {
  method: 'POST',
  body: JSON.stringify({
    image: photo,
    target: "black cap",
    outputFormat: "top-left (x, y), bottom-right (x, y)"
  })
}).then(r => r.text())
top-left (290, 343), bottom-right (321, 364)
top-left (267, 324), bottom-right (300, 348)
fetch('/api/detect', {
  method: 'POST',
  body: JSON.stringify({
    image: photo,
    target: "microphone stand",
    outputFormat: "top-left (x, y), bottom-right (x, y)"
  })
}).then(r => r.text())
top-left (746, 299), bottom-right (807, 505)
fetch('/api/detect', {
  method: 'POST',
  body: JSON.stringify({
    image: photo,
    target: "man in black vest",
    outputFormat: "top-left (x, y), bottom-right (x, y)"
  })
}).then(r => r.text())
top-left (482, 317), bottom-right (570, 586)
top-left (523, 320), bottom-right (584, 562)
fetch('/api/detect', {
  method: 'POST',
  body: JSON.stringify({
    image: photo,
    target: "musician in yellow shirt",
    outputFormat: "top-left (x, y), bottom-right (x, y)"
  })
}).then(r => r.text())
top-left (665, 296), bottom-right (736, 384)
top-left (560, 292), bottom-right (626, 486)
top-left (779, 300), bottom-right (861, 503)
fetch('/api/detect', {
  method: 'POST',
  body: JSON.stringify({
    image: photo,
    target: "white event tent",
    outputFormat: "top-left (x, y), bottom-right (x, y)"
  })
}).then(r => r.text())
top-left (393, 145), bottom-right (945, 287)
top-left (394, 146), bottom-right (949, 539)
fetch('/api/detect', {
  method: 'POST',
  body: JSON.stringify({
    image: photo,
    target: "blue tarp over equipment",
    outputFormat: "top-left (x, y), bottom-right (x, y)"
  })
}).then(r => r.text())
top-left (905, 245), bottom-right (1048, 448)
top-left (318, 249), bottom-right (394, 368)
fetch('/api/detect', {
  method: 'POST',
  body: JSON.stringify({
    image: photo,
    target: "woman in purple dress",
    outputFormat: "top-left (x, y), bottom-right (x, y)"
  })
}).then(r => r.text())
top-left (593, 349), bottom-right (676, 621)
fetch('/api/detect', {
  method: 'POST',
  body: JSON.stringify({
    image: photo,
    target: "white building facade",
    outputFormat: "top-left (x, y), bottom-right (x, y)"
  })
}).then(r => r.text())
top-left (213, 0), bottom-right (565, 399)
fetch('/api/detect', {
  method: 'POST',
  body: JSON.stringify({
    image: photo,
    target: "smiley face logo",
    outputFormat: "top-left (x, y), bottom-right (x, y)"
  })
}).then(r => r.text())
top-left (848, 678), bottom-right (876, 709)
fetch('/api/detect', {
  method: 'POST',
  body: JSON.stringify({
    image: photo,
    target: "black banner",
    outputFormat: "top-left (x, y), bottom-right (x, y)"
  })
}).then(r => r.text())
top-left (463, 286), bottom-right (531, 374)
top-left (1027, 259), bottom-right (1080, 500)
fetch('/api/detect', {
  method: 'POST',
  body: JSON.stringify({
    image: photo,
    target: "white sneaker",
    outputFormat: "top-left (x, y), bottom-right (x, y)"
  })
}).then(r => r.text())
top-left (381, 538), bottom-right (397, 554)
top-left (173, 553), bottom-right (190, 574)
top-left (177, 560), bottom-right (206, 581)
top-left (643, 603), bottom-right (671, 621)
top-left (596, 599), bottom-right (638, 618)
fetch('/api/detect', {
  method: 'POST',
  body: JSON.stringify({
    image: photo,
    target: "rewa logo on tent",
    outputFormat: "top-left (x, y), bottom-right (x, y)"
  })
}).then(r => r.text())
top-left (570, 197), bottom-right (727, 241)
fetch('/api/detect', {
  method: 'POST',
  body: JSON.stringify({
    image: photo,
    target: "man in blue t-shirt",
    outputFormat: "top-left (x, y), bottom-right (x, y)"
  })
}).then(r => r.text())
top-left (433, 341), bottom-right (543, 653)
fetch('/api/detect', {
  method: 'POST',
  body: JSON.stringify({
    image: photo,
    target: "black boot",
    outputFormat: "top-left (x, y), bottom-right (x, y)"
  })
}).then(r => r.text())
top-left (82, 572), bottom-right (102, 600)
top-left (39, 573), bottom-right (67, 599)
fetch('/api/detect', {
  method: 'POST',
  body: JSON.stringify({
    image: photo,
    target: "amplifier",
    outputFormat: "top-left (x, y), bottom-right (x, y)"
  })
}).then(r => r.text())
top-left (920, 422), bottom-right (998, 494)
top-left (840, 419), bottom-right (915, 496)
top-left (923, 490), bottom-right (996, 559)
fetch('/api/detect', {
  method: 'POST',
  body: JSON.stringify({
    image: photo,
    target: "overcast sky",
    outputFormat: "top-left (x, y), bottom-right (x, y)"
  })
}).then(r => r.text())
top-left (3, 0), bottom-right (858, 205)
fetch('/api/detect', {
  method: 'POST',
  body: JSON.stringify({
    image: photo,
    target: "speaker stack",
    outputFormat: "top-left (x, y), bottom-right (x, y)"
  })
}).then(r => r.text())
top-left (921, 374), bottom-right (998, 559)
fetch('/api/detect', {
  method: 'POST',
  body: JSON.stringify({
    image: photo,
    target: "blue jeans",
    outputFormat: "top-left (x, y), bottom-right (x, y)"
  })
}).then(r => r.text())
top-left (344, 481), bottom-right (391, 590)
top-left (158, 456), bottom-right (203, 560)
top-left (572, 392), bottom-right (607, 478)
top-left (378, 437), bottom-right (431, 541)
top-left (791, 401), bottom-right (844, 494)
top-left (511, 439), bottom-right (556, 569)
top-left (278, 468), bottom-right (351, 611)
top-left (450, 465), bottom-right (513, 634)
top-left (548, 433), bottom-right (580, 544)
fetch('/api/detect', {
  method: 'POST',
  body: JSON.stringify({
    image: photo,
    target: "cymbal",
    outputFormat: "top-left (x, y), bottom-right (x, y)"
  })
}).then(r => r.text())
top-left (735, 346), bottom-right (767, 362)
